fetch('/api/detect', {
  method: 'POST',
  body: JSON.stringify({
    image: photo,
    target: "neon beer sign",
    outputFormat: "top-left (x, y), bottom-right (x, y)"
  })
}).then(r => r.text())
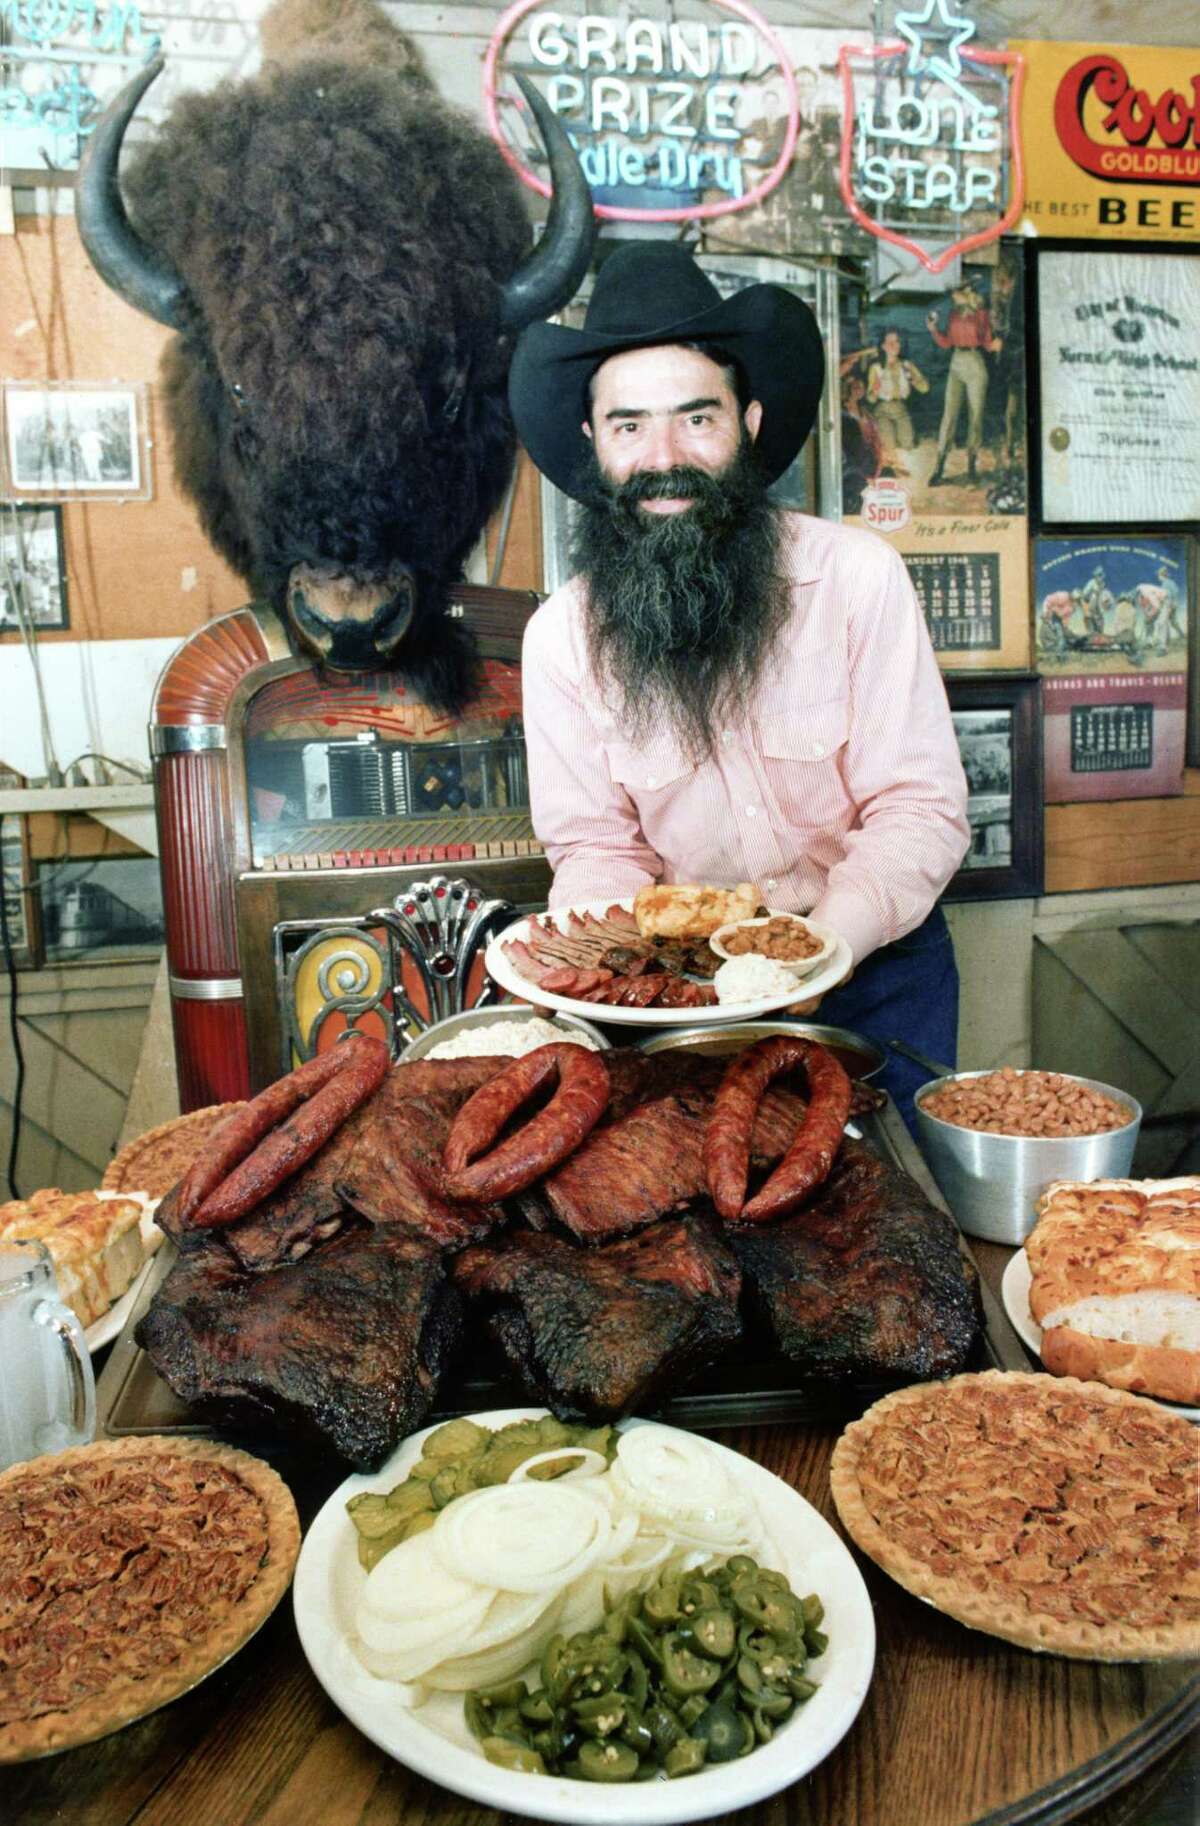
top-left (484, 0), bottom-right (799, 223)
top-left (838, 0), bottom-right (1025, 272)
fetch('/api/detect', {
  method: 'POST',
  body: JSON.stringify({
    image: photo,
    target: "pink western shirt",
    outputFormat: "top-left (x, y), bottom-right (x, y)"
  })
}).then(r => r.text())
top-left (521, 512), bottom-right (970, 968)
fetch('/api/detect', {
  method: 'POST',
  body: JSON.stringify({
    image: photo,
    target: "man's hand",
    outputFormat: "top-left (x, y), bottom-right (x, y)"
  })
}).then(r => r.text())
top-left (786, 960), bottom-right (854, 1018)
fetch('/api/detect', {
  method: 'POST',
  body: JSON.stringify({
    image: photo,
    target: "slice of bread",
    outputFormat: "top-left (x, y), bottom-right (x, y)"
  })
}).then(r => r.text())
top-left (0, 1189), bottom-right (155, 1330)
top-left (1026, 1177), bottom-right (1200, 1405)
top-left (633, 881), bottom-right (761, 940)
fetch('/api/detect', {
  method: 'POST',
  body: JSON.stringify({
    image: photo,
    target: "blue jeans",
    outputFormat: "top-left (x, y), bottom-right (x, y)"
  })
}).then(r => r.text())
top-left (816, 904), bottom-right (959, 1137)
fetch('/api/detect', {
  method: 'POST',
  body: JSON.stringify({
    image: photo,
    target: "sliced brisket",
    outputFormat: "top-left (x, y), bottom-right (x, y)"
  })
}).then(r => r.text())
top-left (137, 1223), bottom-right (463, 1469)
top-left (453, 1214), bottom-right (742, 1421)
top-left (729, 1139), bottom-right (981, 1381)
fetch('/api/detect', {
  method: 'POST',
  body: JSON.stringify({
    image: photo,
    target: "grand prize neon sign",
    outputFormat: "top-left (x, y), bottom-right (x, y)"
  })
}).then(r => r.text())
top-left (838, 0), bottom-right (1026, 272)
top-left (484, 0), bottom-right (799, 224)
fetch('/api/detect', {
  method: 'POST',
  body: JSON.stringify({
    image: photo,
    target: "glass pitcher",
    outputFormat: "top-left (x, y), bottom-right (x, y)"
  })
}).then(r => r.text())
top-left (0, 1239), bottom-right (96, 1471)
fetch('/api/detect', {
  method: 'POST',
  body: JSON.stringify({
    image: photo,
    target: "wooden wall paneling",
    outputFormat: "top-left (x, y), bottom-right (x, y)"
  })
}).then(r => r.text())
top-left (1, 217), bottom-right (246, 647)
top-left (485, 449), bottom-right (544, 594)
top-left (1044, 771), bottom-right (1200, 892)
top-left (1039, 928), bottom-right (1198, 1077)
top-left (27, 811), bottom-right (147, 860)
top-left (0, 960), bottom-right (160, 1194)
top-left (1033, 923), bottom-right (1200, 1172)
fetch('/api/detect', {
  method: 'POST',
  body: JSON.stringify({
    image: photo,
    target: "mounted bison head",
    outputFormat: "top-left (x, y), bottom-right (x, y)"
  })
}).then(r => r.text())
top-left (75, 0), bottom-right (593, 707)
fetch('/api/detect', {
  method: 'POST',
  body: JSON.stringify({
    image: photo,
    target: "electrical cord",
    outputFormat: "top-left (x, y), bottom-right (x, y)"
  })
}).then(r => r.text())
top-left (0, 815), bottom-right (25, 1200)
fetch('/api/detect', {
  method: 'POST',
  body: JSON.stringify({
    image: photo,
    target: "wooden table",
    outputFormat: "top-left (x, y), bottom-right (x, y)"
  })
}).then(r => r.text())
top-left (7, 1129), bottom-right (1197, 1826)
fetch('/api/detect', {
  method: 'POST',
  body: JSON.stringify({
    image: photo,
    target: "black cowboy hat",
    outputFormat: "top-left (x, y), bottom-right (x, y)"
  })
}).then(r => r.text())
top-left (508, 242), bottom-right (825, 501)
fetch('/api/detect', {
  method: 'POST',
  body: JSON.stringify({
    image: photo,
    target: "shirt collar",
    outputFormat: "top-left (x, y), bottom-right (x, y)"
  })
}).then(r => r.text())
top-left (774, 509), bottom-right (821, 586)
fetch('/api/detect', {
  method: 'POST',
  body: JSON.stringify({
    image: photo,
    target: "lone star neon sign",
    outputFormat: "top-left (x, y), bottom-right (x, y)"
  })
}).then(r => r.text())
top-left (837, 0), bottom-right (1025, 273)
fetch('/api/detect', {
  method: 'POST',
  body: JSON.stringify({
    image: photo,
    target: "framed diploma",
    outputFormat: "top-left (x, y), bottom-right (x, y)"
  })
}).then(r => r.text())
top-left (1032, 245), bottom-right (1200, 527)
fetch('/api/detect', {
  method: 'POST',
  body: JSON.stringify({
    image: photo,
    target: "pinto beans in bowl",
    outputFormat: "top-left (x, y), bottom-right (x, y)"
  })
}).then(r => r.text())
top-left (914, 1068), bottom-right (1141, 1244)
top-left (920, 1067), bottom-right (1133, 1139)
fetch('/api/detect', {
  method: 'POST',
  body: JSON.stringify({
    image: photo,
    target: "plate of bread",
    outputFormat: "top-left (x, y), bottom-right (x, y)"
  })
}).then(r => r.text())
top-left (1001, 1175), bottom-right (1200, 1420)
top-left (486, 890), bottom-right (853, 1026)
top-left (0, 1188), bottom-right (164, 1353)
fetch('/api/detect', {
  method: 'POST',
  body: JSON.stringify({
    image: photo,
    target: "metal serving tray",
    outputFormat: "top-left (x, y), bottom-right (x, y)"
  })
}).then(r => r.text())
top-left (93, 1095), bottom-right (1031, 1453)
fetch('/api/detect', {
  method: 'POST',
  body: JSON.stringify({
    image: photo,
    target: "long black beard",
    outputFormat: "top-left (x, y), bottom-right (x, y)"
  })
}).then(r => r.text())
top-left (573, 441), bottom-right (786, 757)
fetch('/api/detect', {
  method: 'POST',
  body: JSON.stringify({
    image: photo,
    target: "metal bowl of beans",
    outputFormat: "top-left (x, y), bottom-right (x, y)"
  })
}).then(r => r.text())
top-left (913, 1067), bottom-right (1142, 1244)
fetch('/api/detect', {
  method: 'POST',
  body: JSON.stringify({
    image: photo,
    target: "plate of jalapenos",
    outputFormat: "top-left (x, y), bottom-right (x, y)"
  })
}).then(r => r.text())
top-left (294, 1411), bottom-right (876, 1824)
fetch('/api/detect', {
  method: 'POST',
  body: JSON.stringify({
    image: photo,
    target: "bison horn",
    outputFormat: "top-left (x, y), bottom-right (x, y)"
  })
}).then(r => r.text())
top-left (498, 74), bottom-right (595, 335)
top-left (75, 55), bottom-right (186, 330)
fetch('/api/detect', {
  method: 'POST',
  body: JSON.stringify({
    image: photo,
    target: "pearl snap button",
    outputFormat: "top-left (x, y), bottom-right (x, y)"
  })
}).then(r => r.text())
top-left (646, 775), bottom-right (657, 787)
top-left (766, 878), bottom-right (778, 891)
top-left (745, 805), bottom-right (758, 818)
top-left (813, 742), bottom-right (825, 758)
top-left (721, 730), bottom-right (734, 746)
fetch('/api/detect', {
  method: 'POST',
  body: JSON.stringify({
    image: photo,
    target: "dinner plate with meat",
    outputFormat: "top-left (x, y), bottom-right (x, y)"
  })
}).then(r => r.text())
top-left (485, 898), bottom-right (854, 1026)
top-left (293, 1409), bottom-right (876, 1824)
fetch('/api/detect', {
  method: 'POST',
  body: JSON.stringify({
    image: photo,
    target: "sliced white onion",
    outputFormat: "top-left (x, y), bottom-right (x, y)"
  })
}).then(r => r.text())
top-left (612, 1427), bottom-right (746, 1526)
top-left (358, 1532), bottom-right (483, 1621)
top-left (432, 1481), bottom-right (613, 1595)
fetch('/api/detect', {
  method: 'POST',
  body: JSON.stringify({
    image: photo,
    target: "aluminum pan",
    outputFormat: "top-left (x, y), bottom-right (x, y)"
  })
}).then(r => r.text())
top-left (638, 1019), bottom-right (885, 1080)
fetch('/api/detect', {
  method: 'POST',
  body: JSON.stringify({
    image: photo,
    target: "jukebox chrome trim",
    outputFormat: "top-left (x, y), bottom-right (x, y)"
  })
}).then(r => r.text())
top-left (168, 974), bottom-right (245, 1000)
top-left (150, 724), bottom-right (228, 756)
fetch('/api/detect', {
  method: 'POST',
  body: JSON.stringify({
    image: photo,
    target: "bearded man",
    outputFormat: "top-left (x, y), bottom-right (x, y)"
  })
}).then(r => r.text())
top-left (509, 243), bottom-right (970, 1128)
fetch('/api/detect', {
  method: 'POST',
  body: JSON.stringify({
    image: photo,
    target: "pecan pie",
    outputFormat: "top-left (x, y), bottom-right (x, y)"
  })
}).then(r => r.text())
top-left (0, 1436), bottom-right (300, 1761)
top-left (830, 1371), bottom-right (1200, 1661)
top-left (102, 1104), bottom-right (245, 1199)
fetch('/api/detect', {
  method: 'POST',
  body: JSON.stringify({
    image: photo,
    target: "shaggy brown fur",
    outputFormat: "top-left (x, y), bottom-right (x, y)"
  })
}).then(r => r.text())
top-left (123, 0), bottom-right (533, 708)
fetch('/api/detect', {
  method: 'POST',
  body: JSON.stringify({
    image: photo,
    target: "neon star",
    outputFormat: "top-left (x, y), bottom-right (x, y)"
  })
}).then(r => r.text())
top-left (894, 0), bottom-right (976, 78)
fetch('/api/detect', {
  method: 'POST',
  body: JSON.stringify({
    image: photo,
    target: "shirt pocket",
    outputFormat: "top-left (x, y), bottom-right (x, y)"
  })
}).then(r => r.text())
top-left (760, 699), bottom-right (849, 767)
top-left (758, 699), bottom-right (851, 838)
top-left (605, 736), bottom-right (697, 796)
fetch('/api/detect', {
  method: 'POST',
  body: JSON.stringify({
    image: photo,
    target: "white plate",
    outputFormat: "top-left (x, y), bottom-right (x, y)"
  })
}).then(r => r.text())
top-left (485, 899), bottom-right (854, 1028)
top-left (293, 1409), bottom-right (876, 1825)
top-left (1001, 1251), bottom-right (1200, 1425)
top-left (84, 1206), bottom-right (163, 1354)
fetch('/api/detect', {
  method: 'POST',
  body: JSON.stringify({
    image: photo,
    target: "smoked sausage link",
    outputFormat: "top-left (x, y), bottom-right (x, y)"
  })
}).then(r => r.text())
top-left (703, 1036), bottom-right (852, 1223)
top-left (442, 1043), bottom-right (610, 1202)
top-left (179, 1033), bottom-right (391, 1229)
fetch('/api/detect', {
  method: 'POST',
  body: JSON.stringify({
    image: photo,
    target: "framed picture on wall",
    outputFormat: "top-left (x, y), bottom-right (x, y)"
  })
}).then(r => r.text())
top-left (1030, 244), bottom-right (1200, 527)
top-left (1, 380), bottom-right (152, 502)
top-left (0, 504), bottom-right (68, 632)
top-left (943, 674), bottom-right (1043, 901)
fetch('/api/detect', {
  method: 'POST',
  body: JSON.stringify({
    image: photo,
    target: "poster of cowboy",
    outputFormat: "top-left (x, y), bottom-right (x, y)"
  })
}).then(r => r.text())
top-left (1036, 248), bottom-right (1200, 526)
top-left (1034, 536), bottom-right (1190, 676)
top-left (839, 255), bottom-right (1031, 670)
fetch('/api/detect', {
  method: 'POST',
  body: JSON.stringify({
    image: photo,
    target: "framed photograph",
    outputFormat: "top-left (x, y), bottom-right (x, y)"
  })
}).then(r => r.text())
top-left (944, 674), bottom-right (1043, 901)
top-left (1030, 243), bottom-right (1200, 528)
top-left (0, 504), bottom-right (68, 632)
top-left (1, 380), bottom-right (152, 501)
top-left (0, 813), bottom-right (39, 970)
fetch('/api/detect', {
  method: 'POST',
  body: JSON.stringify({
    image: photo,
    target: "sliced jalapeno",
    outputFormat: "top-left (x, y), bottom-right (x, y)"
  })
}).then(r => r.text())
top-left (663, 1737), bottom-right (706, 1779)
top-left (661, 1633), bottom-right (723, 1699)
top-left (576, 1740), bottom-right (640, 1782)
top-left (480, 1736), bottom-right (546, 1774)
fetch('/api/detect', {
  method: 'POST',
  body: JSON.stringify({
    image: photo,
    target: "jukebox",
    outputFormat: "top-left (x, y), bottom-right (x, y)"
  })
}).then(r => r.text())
top-left (151, 588), bottom-right (551, 1107)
